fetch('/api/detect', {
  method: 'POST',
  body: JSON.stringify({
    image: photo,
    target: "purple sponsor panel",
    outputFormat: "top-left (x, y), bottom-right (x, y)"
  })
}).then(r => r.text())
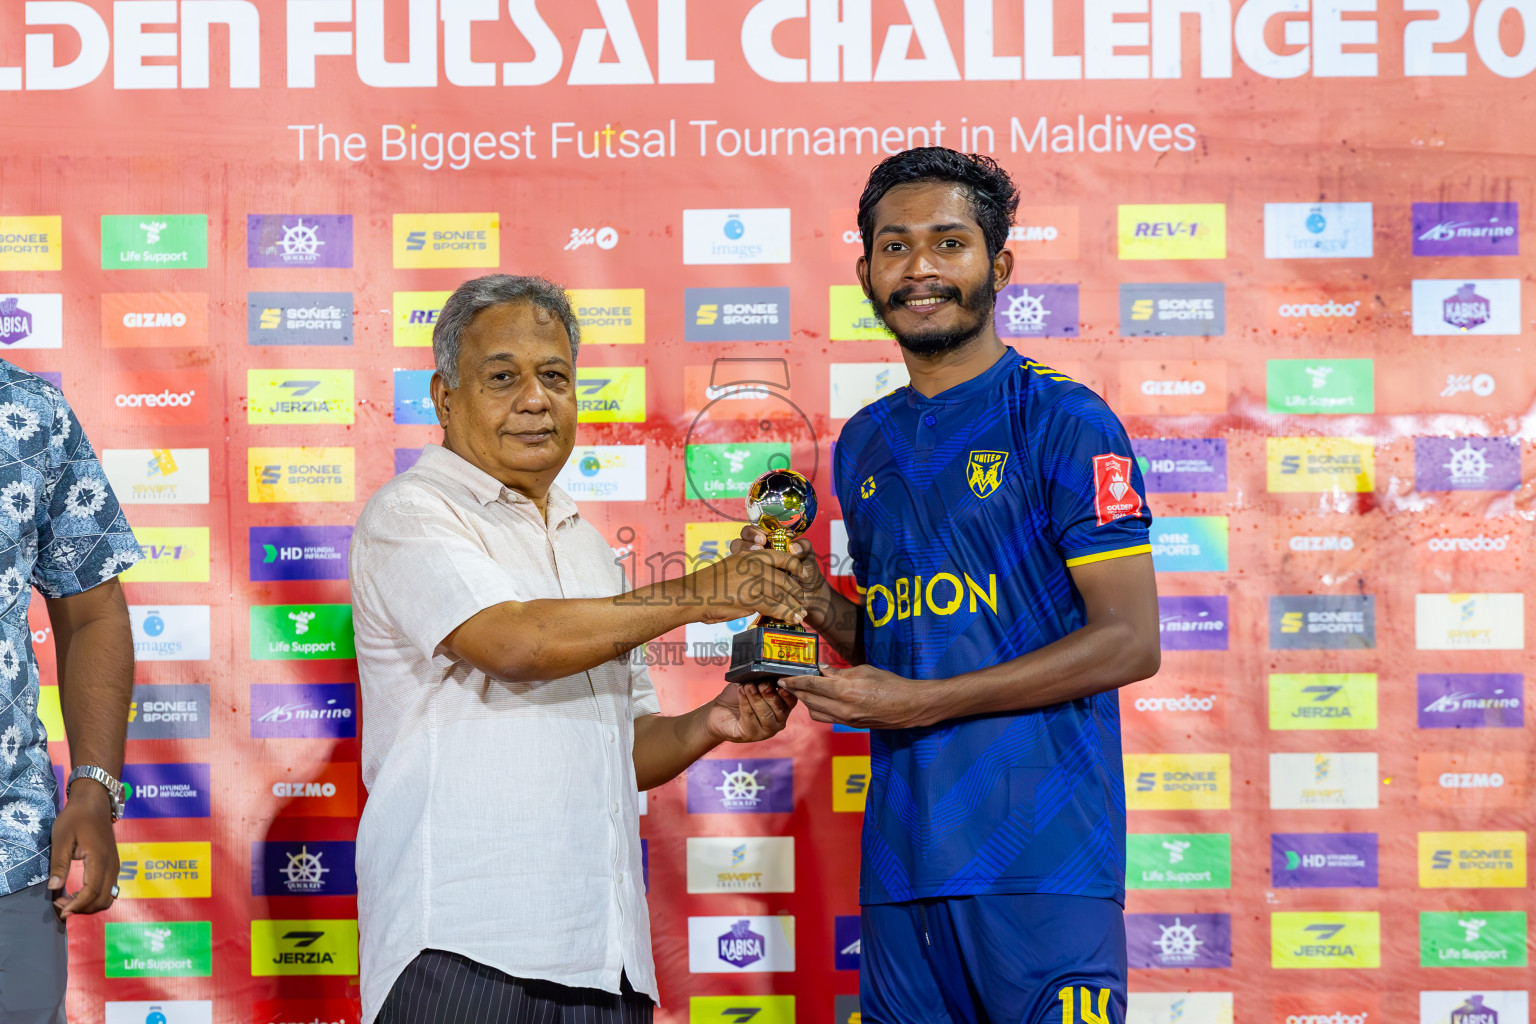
top-left (247, 214), bottom-right (354, 268)
top-left (1271, 833), bottom-right (1378, 888)
top-left (1418, 673), bottom-right (1525, 729)
top-left (249, 525), bottom-right (352, 582)
top-left (121, 763), bottom-right (211, 819)
top-left (395, 448), bottom-right (424, 476)
top-left (993, 284), bottom-right (1079, 339)
top-left (1125, 913), bottom-right (1232, 969)
top-left (250, 683), bottom-right (358, 738)
top-left (1415, 437), bottom-right (1521, 491)
top-left (1412, 202), bottom-right (1519, 257)
top-left (1133, 439), bottom-right (1227, 493)
top-left (687, 758), bottom-right (794, 813)
top-left (1158, 596), bottom-right (1229, 651)
top-left (36, 371), bottom-right (63, 390)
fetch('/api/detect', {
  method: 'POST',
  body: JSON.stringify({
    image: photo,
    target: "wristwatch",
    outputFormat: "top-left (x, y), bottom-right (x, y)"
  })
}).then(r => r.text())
top-left (67, 765), bottom-right (125, 822)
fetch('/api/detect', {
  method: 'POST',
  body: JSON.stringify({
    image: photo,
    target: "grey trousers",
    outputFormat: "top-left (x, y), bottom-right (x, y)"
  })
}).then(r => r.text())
top-left (377, 949), bottom-right (653, 1024)
top-left (0, 882), bottom-right (67, 1024)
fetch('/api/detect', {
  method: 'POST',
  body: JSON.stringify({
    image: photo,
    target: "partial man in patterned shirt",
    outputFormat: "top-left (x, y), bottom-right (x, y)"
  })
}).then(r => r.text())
top-left (0, 360), bottom-right (142, 1024)
top-left (735, 149), bottom-right (1161, 1023)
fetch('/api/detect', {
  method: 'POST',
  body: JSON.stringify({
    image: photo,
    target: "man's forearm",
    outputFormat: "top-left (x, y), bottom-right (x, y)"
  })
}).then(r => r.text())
top-left (54, 610), bottom-right (135, 776)
top-left (632, 708), bottom-right (719, 791)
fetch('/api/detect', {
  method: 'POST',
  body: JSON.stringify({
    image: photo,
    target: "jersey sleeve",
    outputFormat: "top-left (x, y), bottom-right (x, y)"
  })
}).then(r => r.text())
top-left (831, 435), bottom-right (869, 588)
top-left (1040, 389), bottom-right (1152, 568)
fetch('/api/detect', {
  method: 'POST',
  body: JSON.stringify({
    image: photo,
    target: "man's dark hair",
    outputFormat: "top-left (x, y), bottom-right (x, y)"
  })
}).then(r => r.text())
top-left (856, 148), bottom-right (1019, 261)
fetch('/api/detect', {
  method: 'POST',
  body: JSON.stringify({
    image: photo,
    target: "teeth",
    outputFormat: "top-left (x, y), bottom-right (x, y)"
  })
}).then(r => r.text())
top-left (907, 297), bottom-right (945, 307)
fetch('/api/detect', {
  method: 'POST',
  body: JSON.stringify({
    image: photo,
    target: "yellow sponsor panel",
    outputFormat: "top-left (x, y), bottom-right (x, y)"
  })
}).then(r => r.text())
top-left (1271, 912), bottom-right (1380, 969)
top-left (121, 527), bottom-right (210, 583)
top-left (248, 447), bottom-right (355, 503)
top-left (686, 522), bottom-right (746, 565)
top-left (830, 284), bottom-right (894, 341)
top-left (393, 290), bottom-right (452, 346)
top-left (1269, 673), bottom-right (1377, 730)
top-left (0, 215), bottom-right (63, 271)
top-left (568, 288), bottom-right (645, 344)
top-left (576, 366), bottom-right (646, 423)
top-left (1266, 437), bottom-right (1375, 493)
top-left (1419, 831), bottom-right (1527, 888)
top-left (1118, 203), bottom-right (1227, 260)
top-left (833, 755), bottom-right (870, 812)
top-left (392, 213), bottom-right (499, 268)
top-left (37, 685), bottom-right (63, 740)
top-left (1125, 753), bottom-right (1231, 810)
top-left (691, 996), bottom-right (795, 1023)
top-left (250, 919), bottom-right (359, 976)
top-left (247, 369), bottom-right (355, 425)
top-left (116, 842), bottom-right (212, 899)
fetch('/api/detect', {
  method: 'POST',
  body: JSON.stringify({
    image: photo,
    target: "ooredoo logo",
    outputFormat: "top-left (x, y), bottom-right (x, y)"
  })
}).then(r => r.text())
top-left (106, 371), bottom-right (208, 425)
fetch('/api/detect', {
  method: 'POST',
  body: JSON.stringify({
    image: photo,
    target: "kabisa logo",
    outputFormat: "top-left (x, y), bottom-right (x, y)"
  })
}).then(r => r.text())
top-left (1126, 833), bottom-right (1231, 889)
top-left (102, 293), bottom-right (209, 347)
top-left (1412, 202), bottom-right (1519, 257)
top-left (1271, 913), bottom-right (1380, 969)
top-left (687, 915), bottom-right (795, 973)
top-left (687, 758), bottom-right (794, 814)
top-left (108, 370), bottom-right (208, 425)
top-left (247, 215), bottom-right (353, 268)
top-left (101, 214), bottom-right (207, 269)
top-left (130, 605), bottom-right (211, 661)
top-left (685, 836), bottom-right (795, 894)
top-left (683, 209), bottom-right (791, 265)
top-left (251, 683), bottom-right (357, 739)
top-left (1263, 202), bottom-right (1375, 259)
top-left (247, 447), bottom-right (355, 503)
top-left (1270, 752), bottom-right (1378, 809)
top-left (115, 841), bottom-right (212, 899)
top-left (1156, 595), bottom-right (1228, 651)
top-left (392, 369), bottom-right (435, 425)
top-left (1266, 437), bottom-right (1375, 493)
top-left (1268, 674), bottom-right (1378, 730)
top-left (120, 763), bottom-right (210, 820)
top-left (684, 443), bottom-right (789, 501)
top-left (392, 290), bottom-right (452, 347)
top-left (1124, 753), bottom-right (1231, 810)
top-left (392, 213), bottom-right (499, 269)
top-left (0, 294), bottom-right (62, 348)
top-left (1270, 833), bottom-right (1378, 889)
top-left (1149, 516), bottom-right (1227, 572)
top-left (564, 225), bottom-right (618, 251)
top-left (1412, 279), bottom-right (1521, 335)
top-left (829, 361), bottom-right (910, 418)
top-left (248, 370), bottom-right (354, 425)
top-left (1133, 438), bottom-right (1227, 493)
top-left (250, 525), bottom-right (352, 582)
top-left (127, 683), bottom-right (210, 740)
top-left (0, 216), bottom-right (62, 271)
top-left (828, 284), bottom-right (894, 341)
top-left (689, 996), bottom-right (796, 1024)
top-left (249, 604), bottom-right (355, 661)
top-left (1270, 596), bottom-right (1376, 650)
top-left (1118, 204), bottom-right (1227, 260)
top-left (1126, 913), bottom-right (1232, 968)
top-left (104, 921), bottom-right (212, 978)
top-left (567, 288), bottom-right (646, 344)
top-left (102, 448), bottom-right (211, 505)
top-left (1119, 283), bottom-right (1226, 337)
top-left (253, 841), bottom-right (357, 897)
top-left (684, 287), bottom-right (791, 342)
top-left (250, 920), bottom-right (359, 976)
top-left (1266, 359), bottom-right (1375, 414)
top-left (576, 367), bottom-right (647, 423)
top-left (832, 755), bottom-right (870, 812)
top-left (1423, 991), bottom-right (1530, 1024)
top-left (248, 292), bottom-right (354, 346)
top-left (834, 915), bottom-right (861, 971)
top-left (556, 445), bottom-right (647, 502)
top-left (993, 284), bottom-right (1079, 339)
top-left (1418, 673), bottom-right (1524, 730)
top-left (1420, 912), bottom-right (1528, 968)
top-left (1416, 593), bottom-right (1525, 651)
top-left (1415, 437), bottom-right (1520, 492)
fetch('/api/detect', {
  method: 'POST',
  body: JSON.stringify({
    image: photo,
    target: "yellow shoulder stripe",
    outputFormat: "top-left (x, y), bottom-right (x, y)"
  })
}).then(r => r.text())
top-left (1064, 544), bottom-right (1153, 568)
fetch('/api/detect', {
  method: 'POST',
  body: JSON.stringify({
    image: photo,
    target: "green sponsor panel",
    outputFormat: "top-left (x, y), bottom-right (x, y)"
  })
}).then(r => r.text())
top-left (105, 921), bottom-right (212, 978)
top-left (1266, 358), bottom-right (1374, 414)
top-left (101, 214), bottom-right (208, 269)
top-left (684, 443), bottom-right (791, 500)
top-left (1420, 911), bottom-right (1527, 967)
top-left (1126, 833), bottom-right (1231, 889)
top-left (250, 604), bottom-right (355, 660)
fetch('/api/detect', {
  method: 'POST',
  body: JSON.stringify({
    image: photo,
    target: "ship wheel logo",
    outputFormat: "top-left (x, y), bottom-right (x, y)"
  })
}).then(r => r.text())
top-left (1153, 917), bottom-right (1204, 963)
top-left (280, 845), bottom-right (330, 892)
top-left (1443, 441), bottom-right (1490, 486)
top-left (1004, 288), bottom-right (1049, 333)
top-left (278, 219), bottom-right (325, 261)
top-left (716, 764), bottom-right (765, 807)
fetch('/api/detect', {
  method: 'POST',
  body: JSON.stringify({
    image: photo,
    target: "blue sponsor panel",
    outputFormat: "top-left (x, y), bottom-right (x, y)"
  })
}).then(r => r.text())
top-left (249, 526), bottom-right (352, 582)
top-left (251, 840), bottom-right (357, 896)
top-left (833, 915), bottom-right (861, 971)
top-left (393, 369), bottom-right (436, 424)
top-left (121, 763), bottom-right (211, 819)
top-left (247, 292), bottom-right (354, 346)
top-left (250, 683), bottom-right (358, 739)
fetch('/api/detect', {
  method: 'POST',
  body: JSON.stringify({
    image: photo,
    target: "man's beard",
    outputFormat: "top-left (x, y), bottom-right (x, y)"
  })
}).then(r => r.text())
top-left (870, 278), bottom-right (997, 356)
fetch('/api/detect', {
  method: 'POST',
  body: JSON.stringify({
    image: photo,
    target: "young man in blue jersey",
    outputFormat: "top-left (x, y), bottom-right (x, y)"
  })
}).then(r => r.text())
top-left (735, 148), bottom-right (1160, 1023)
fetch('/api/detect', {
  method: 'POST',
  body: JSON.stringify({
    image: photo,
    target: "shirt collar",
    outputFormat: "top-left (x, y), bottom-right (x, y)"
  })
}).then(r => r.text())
top-left (906, 349), bottom-right (1020, 406)
top-left (413, 444), bottom-right (581, 527)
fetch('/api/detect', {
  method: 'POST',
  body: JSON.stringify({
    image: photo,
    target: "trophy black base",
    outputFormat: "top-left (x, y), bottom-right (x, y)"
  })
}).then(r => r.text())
top-left (724, 625), bottom-right (822, 685)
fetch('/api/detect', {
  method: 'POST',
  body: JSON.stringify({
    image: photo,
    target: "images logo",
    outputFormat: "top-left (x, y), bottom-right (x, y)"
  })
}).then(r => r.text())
top-left (683, 209), bottom-right (791, 265)
top-left (1270, 833), bottom-right (1378, 888)
top-left (248, 369), bottom-right (354, 425)
top-left (102, 293), bottom-right (209, 348)
top-left (1271, 912), bottom-right (1380, 969)
top-left (687, 758), bottom-right (793, 814)
top-left (1264, 202), bottom-right (1375, 258)
top-left (1267, 359), bottom-right (1374, 414)
top-left (685, 287), bottom-right (791, 342)
top-left (1266, 437), bottom-right (1375, 493)
top-left (1415, 437), bottom-right (1520, 491)
top-left (104, 921), bottom-right (212, 978)
top-left (685, 836), bottom-right (795, 894)
top-left (1124, 753), bottom-right (1231, 810)
top-left (392, 369), bottom-right (434, 425)
top-left (993, 284), bottom-right (1079, 338)
top-left (1150, 517), bottom-right (1227, 573)
top-left (568, 288), bottom-right (645, 344)
top-left (687, 915), bottom-right (796, 973)
top-left (1420, 831), bottom-right (1528, 888)
top-left (1269, 752), bottom-right (1378, 809)
top-left (829, 284), bottom-right (894, 341)
top-left (1416, 594), bottom-right (1525, 651)
top-left (106, 370), bottom-right (208, 426)
top-left (249, 604), bottom-right (355, 661)
top-left (102, 449), bottom-right (210, 505)
top-left (104, 1002), bottom-right (213, 1024)
top-left (121, 764), bottom-right (210, 820)
top-left (248, 292), bottom-right (353, 346)
top-left (130, 605), bottom-right (211, 661)
top-left (1125, 913), bottom-right (1232, 968)
top-left (1119, 283), bottom-right (1226, 337)
top-left (1418, 673), bottom-right (1524, 729)
top-left (1126, 833), bottom-right (1231, 889)
top-left (247, 447), bottom-right (355, 503)
top-left (252, 841), bottom-right (357, 897)
top-left (1412, 279), bottom-right (1521, 335)
top-left (1270, 595), bottom-right (1376, 649)
top-left (689, 996), bottom-right (796, 1024)
top-left (0, 216), bottom-right (62, 271)
top-left (1418, 752), bottom-right (1527, 810)
top-left (577, 367), bottom-right (646, 423)
top-left (251, 683), bottom-right (357, 739)
top-left (0, 294), bottom-right (62, 348)
top-left (392, 290), bottom-right (452, 347)
top-left (832, 755), bottom-right (870, 812)
top-left (250, 919), bottom-right (359, 976)
top-left (1134, 438), bottom-right (1226, 493)
top-left (1010, 205), bottom-right (1080, 258)
top-left (556, 445), bottom-right (647, 502)
top-left (247, 215), bottom-right (353, 268)
top-left (392, 213), bottom-right (499, 268)
top-left (250, 525), bottom-right (351, 582)
top-left (829, 362), bottom-right (910, 418)
top-left (1269, 674), bottom-right (1378, 730)
top-left (115, 841), bottom-right (212, 899)
top-left (1420, 911), bottom-right (1528, 968)
top-left (1118, 204), bottom-right (1227, 260)
top-left (684, 443), bottom-right (789, 500)
top-left (1157, 595), bottom-right (1228, 651)
top-left (127, 683), bottom-right (210, 740)
top-left (1413, 202), bottom-right (1519, 257)
top-left (101, 215), bottom-right (207, 269)
top-left (122, 526), bottom-right (209, 584)
top-left (1119, 360), bottom-right (1227, 415)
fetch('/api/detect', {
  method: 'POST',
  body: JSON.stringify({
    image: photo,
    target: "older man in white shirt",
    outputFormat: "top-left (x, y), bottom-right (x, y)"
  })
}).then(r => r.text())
top-left (349, 275), bottom-right (808, 1023)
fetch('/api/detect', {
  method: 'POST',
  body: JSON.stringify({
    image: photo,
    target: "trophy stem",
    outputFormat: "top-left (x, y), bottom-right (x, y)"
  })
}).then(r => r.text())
top-left (767, 529), bottom-right (791, 553)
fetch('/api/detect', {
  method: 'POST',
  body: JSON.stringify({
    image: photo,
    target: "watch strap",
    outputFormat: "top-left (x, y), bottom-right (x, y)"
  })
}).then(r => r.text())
top-left (67, 765), bottom-right (125, 822)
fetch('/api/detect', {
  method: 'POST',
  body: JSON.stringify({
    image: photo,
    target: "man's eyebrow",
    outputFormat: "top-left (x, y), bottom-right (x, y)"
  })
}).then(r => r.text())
top-left (875, 221), bottom-right (971, 237)
top-left (478, 352), bottom-right (517, 366)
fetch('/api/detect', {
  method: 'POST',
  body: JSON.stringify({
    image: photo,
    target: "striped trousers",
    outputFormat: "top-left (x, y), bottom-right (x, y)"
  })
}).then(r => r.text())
top-left (376, 949), bottom-right (654, 1024)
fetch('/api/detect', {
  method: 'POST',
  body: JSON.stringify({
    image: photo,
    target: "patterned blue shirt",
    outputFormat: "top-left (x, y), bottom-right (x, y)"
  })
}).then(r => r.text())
top-left (835, 351), bottom-right (1151, 905)
top-left (0, 360), bottom-right (141, 895)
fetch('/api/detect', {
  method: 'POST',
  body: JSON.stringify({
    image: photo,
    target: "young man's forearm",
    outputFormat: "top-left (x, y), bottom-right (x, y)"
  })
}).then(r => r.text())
top-left (806, 585), bottom-right (865, 665)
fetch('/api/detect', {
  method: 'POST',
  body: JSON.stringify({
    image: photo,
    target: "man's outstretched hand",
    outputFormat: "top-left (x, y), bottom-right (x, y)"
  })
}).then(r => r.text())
top-left (47, 783), bottom-right (119, 918)
top-left (704, 681), bottom-right (798, 743)
top-left (781, 664), bottom-right (932, 730)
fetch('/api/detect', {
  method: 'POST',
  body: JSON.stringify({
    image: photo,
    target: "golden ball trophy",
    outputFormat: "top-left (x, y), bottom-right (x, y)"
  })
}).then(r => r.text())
top-left (724, 468), bottom-right (823, 685)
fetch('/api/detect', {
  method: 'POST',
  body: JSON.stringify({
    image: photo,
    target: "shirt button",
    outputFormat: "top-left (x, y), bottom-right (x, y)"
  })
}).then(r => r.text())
top-left (608, 731), bottom-right (617, 743)
top-left (616, 872), bottom-right (625, 884)
top-left (923, 414), bottom-right (937, 427)
top-left (611, 801), bottom-right (620, 814)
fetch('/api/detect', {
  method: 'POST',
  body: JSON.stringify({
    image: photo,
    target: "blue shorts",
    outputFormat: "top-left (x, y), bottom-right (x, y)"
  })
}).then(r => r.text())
top-left (861, 893), bottom-right (1126, 1024)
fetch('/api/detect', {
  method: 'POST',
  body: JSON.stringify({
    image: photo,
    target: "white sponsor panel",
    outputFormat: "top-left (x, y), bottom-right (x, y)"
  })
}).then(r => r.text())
top-left (129, 605), bottom-right (212, 661)
top-left (686, 836), bottom-right (796, 894)
top-left (829, 362), bottom-right (910, 418)
top-left (1416, 593), bottom-right (1525, 651)
top-left (106, 1002), bottom-right (214, 1024)
top-left (687, 915), bottom-right (796, 973)
top-left (1127, 992), bottom-right (1234, 1024)
top-left (102, 448), bottom-right (211, 504)
top-left (1419, 990), bottom-right (1528, 1024)
top-left (554, 446), bottom-right (647, 502)
top-left (1411, 279), bottom-right (1522, 335)
top-left (1263, 202), bottom-right (1374, 259)
top-left (637, 790), bottom-right (647, 816)
top-left (1269, 752), bottom-right (1379, 809)
top-left (683, 209), bottom-right (791, 265)
top-left (0, 293), bottom-right (63, 348)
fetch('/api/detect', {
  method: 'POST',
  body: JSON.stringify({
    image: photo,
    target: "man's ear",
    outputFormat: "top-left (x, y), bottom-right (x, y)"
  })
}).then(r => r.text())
top-left (856, 255), bottom-right (872, 300)
top-left (992, 246), bottom-right (1014, 292)
top-left (430, 371), bottom-right (450, 427)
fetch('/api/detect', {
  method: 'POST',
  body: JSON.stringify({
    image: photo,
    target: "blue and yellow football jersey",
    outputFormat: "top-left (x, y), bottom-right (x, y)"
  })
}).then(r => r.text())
top-left (834, 350), bottom-right (1152, 905)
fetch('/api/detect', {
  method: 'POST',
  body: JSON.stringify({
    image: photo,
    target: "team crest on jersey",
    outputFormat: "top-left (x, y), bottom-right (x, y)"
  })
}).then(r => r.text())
top-left (966, 451), bottom-right (1009, 499)
top-left (1093, 453), bottom-right (1143, 525)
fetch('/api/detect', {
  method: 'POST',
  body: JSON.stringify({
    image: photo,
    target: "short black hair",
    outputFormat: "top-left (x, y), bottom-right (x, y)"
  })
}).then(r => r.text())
top-left (856, 147), bottom-right (1019, 262)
